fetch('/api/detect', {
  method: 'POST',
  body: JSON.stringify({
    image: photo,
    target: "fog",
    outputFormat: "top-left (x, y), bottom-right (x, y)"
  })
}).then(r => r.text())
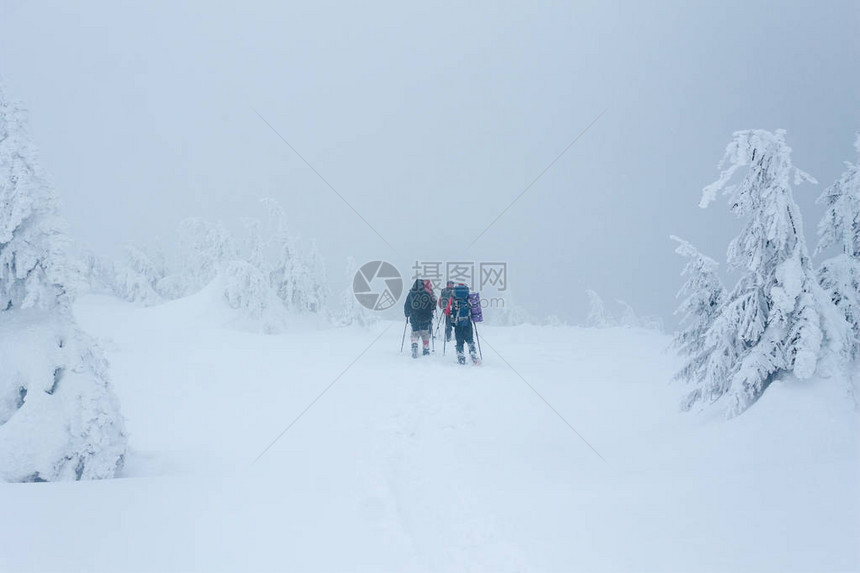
top-left (1, 0), bottom-right (858, 323)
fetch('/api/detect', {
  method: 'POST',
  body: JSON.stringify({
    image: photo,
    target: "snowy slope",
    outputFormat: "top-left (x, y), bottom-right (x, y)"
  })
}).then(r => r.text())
top-left (0, 289), bottom-right (857, 573)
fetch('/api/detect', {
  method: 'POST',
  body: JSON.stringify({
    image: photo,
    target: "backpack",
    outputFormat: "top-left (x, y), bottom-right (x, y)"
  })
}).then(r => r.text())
top-left (451, 285), bottom-right (472, 326)
top-left (468, 292), bottom-right (483, 323)
top-left (410, 289), bottom-right (434, 320)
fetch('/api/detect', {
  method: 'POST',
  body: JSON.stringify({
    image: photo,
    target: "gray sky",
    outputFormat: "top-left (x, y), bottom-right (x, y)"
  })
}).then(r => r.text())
top-left (1, 0), bottom-right (858, 324)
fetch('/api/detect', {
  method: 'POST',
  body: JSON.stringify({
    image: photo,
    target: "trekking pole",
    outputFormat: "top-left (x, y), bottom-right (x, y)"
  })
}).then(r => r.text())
top-left (400, 317), bottom-right (408, 353)
top-left (431, 313), bottom-right (436, 354)
top-left (472, 320), bottom-right (483, 360)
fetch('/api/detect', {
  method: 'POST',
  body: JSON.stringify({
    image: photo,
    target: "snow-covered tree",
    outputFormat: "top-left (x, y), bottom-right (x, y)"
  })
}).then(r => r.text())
top-left (270, 231), bottom-right (301, 311)
top-left (584, 290), bottom-right (661, 330)
top-left (180, 217), bottom-right (234, 290)
top-left (484, 291), bottom-right (530, 326)
top-left (221, 259), bottom-right (285, 333)
top-left (0, 81), bottom-right (126, 481)
top-left (121, 196), bottom-right (330, 320)
top-left (585, 289), bottom-right (612, 327)
top-left (670, 236), bottom-right (726, 411)
top-left (0, 96), bottom-right (67, 311)
top-left (543, 314), bottom-right (565, 327)
top-left (264, 199), bottom-right (327, 314)
top-left (815, 134), bottom-right (860, 361)
top-left (66, 244), bottom-right (116, 297)
top-left (696, 129), bottom-right (848, 416)
top-left (336, 256), bottom-right (376, 327)
top-left (113, 244), bottom-right (163, 305)
top-left (616, 299), bottom-right (639, 327)
top-left (261, 198), bottom-right (297, 311)
top-left (157, 217), bottom-right (235, 298)
top-left (298, 239), bottom-right (327, 313)
top-left (241, 216), bottom-right (267, 273)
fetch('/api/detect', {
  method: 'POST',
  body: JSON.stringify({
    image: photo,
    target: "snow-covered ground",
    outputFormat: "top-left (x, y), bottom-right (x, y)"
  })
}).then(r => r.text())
top-left (1, 288), bottom-right (857, 572)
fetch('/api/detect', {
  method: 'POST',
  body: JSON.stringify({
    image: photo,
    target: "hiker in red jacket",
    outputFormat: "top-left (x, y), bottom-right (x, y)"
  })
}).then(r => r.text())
top-left (438, 280), bottom-right (455, 342)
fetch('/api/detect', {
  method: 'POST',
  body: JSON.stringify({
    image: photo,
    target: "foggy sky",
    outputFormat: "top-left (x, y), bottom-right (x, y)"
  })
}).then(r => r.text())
top-left (1, 0), bottom-right (858, 324)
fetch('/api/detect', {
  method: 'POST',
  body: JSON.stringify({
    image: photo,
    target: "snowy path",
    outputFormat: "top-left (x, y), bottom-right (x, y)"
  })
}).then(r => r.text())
top-left (1, 294), bottom-right (857, 572)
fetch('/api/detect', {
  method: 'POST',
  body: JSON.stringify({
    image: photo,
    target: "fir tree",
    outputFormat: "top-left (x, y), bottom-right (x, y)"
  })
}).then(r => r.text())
top-left (264, 199), bottom-right (327, 314)
top-left (178, 217), bottom-right (235, 291)
top-left (670, 236), bottom-right (725, 411)
top-left (697, 129), bottom-right (844, 416)
top-left (113, 244), bottom-right (163, 305)
top-left (585, 290), bottom-right (612, 327)
top-left (336, 256), bottom-right (376, 327)
top-left (301, 239), bottom-right (327, 313)
top-left (0, 81), bottom-right (126, 481)
top-left (815, 134), bottom-right (860, 361)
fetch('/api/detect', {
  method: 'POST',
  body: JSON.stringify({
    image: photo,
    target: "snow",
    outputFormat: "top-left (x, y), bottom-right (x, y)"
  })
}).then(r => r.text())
top-left (0, 288), bottom-right (857, 572)
top-left (0, 308), bottom-right (126, 481)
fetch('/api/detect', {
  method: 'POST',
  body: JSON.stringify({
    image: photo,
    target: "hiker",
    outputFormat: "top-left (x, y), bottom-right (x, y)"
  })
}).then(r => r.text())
top-left (445, 283), bottom-right (480, 365)
top-left (438, 280), bottom-right (455, 342)
top-left (404, 278), bottom-right (437, 358)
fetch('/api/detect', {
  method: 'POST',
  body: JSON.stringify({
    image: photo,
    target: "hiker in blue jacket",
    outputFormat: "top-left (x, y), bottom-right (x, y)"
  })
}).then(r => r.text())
top-left (444, 283), bottom-right (479, 365)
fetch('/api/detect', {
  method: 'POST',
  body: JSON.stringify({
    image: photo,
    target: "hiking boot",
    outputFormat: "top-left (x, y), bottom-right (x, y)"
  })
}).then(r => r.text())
top-left (423, 348), bottom-right (430, 356)
top-left (457, 352), bottom-right (466, 365)
top-left (411, 343), bottom-right (418, 359)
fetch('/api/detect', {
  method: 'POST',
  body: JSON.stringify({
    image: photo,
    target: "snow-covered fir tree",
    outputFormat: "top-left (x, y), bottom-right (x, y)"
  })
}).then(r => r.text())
top-left (585, 289), bottom-right (613, 327)
top-left (336, 256), bottom-right (376, 327)
top-left (113, 244), bottom-right (164, 305)
top-left (0, 81), bottom-right (126, 481)
top-left (241, 216), bottom-right (267, 273)
top-left (261, 198), bottom-right (299, 312)
top-left (696, 129), bottom-right (848, 417)
top-left (584, 290), bottom-right (661, 330)
top-left (264, 199), bottom-right (327, 314)
top-left (670, 236), bottom-right (726, 411)
top-left (815, 134), bottom-right (860, 361)
top-left (103, 195), bottom-right (330, 323)
top-left (486, 291), bottom-right (530, 326)
top-left (543, 314), bottom-right (564, 327)
top-left (270, 230), bottom-right (301, 311)
top-left (180, 217), bottom-right (235, 291)
top-left (65, 244), bottom-right (115, 297)
top-left (220, 259), bottom-right (286, 333)
top-left (616, 299), bottom-right (639, 327)
top-left (298, 239), bottom-right (327, 313)
top-left (157, 217), bottom-right (235, 298)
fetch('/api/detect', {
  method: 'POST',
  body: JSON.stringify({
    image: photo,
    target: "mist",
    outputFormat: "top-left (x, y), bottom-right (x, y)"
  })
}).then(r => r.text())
top-left (2, 0), bottom-right (857, 323)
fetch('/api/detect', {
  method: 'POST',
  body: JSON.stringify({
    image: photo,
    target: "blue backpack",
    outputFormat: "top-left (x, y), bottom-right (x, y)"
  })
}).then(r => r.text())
top-left (451, 285), bottom-right (472, 326)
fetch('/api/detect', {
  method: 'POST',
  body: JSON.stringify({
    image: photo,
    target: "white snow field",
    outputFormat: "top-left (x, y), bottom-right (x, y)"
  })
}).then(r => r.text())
top-left (1, 286), bottom-right (857, 573)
